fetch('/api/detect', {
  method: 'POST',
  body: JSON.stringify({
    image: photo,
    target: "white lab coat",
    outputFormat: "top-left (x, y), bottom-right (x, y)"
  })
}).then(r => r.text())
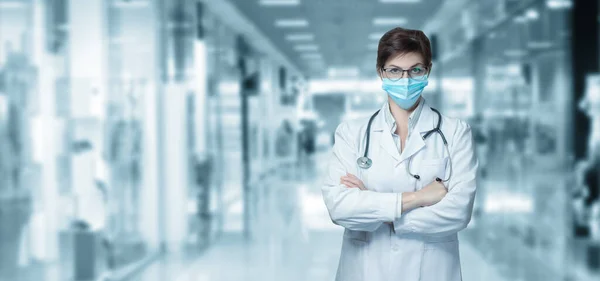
top-left (322, 101), bottom-right (478, 281)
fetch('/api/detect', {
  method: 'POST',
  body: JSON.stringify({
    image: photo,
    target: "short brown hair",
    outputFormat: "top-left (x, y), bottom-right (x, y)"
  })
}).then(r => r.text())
top-left (376, 27), bottom-right (432, 73)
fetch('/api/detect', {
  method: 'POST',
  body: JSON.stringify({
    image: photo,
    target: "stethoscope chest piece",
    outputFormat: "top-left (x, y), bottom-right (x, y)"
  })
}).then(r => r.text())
top-left (357, 156), bottom-right (373, 169)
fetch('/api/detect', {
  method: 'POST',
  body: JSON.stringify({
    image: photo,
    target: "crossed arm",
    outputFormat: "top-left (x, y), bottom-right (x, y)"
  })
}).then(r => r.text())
top-left (321, 121), bottom-right (478, 236)
top-left (340, 173), bottom-right (447, 225)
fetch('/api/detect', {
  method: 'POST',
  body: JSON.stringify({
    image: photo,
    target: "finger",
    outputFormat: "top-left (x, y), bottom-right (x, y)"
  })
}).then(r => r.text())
top-left (340, 176), bottom-right (356, 185)
top-left (340, 176), bottom-right (354, 183)
top-left (340, 179), bottom-right (358, 188)
top-left (347, 173), bottom-right (361, 181)
top-left (343, 180), bottom-right (365, 190)
top-left (347, 174), bottom-right (366, 187)
top-left (343, 176), bottom-right (363, 186)
top-left (344, 175), bottom-right (367, 190)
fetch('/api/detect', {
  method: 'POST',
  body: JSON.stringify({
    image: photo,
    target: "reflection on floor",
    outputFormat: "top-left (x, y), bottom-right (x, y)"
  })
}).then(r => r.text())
top-left (133, 151), bottom-right (510, 281)
top-left (8, 152), bottom-right (600, 280)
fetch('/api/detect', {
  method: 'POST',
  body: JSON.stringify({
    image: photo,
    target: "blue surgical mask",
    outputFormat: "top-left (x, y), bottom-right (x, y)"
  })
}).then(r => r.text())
top-left (382, 77), bottom-right (429, 110)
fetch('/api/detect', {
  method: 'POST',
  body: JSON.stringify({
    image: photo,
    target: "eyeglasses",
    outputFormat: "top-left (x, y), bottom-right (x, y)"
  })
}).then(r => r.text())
top-left (381, 65), bottom-right (429, 81)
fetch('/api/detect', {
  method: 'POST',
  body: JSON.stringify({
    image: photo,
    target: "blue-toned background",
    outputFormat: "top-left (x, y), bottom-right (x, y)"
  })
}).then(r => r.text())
top-left (0, 0), bottom-right (598, 280)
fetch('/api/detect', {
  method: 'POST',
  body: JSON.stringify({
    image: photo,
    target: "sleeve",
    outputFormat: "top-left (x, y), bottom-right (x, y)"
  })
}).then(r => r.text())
top-left (392, 121), bottom-right (478, 237)
top-left (321, 122), bottom-right (399, 232)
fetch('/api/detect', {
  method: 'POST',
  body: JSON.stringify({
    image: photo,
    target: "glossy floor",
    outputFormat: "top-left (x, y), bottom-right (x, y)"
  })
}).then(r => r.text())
top-left (8, 152), bottom-right (600, 281)
top-left (132, 152), bottom-right (508, 281)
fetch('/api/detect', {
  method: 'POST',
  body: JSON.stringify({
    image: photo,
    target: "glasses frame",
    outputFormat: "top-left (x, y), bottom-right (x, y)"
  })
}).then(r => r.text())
top-left (381, 64), bottom-right (431, 81)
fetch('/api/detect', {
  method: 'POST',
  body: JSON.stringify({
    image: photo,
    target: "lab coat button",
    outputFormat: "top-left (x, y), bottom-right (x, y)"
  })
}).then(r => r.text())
top-left (392, 245), bottom-right (399, 251)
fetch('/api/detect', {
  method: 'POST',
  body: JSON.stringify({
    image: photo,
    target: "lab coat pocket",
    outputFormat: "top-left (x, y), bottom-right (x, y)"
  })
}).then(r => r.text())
top-left (337, 234), bottom-right (368, 281)
top-left (417, 157), bottom-right (448, 189)
top-left (420, 240), bottom-right (462, 281)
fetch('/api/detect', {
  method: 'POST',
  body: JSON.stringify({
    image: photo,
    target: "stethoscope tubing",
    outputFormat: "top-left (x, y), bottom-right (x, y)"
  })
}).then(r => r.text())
top-left (357, 107), bottom-right (452, 183)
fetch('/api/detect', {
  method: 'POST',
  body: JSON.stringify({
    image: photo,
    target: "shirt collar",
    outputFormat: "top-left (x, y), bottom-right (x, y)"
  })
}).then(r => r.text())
top-left (383, 97), bottom-right (425, 134)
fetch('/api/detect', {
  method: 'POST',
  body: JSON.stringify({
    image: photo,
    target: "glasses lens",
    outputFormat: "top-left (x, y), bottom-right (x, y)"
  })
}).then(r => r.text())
top-left (384, 68), bottom-right (403, 81)
top-left (408, 66), bottom-right (428, 80)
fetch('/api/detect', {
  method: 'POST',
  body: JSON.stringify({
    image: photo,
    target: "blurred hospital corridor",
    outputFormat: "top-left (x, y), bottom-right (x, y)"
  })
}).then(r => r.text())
top-left (128, 151), bottom-right (509, 281)
top-left (2, 0), bottom-right (600, 280)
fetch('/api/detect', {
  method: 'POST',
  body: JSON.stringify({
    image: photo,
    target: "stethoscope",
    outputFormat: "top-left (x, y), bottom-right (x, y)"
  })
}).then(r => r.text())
top-left (356, 107), bottom-right (453, 183)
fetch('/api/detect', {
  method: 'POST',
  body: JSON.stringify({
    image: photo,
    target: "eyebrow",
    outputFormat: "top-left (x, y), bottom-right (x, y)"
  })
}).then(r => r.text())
top-left (387, 63), bottom-right (425, 68)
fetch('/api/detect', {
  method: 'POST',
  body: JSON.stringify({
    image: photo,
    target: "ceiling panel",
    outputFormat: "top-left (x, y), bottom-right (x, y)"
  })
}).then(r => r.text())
top-left (230, 0), bottom-right (444, 79)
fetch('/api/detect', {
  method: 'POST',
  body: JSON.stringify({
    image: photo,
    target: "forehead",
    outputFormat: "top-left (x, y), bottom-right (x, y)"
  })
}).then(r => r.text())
top-left (385, 52), bottom-right (425, 68)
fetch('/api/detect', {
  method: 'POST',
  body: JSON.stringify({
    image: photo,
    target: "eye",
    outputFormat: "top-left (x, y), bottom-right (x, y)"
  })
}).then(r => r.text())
top-left (389, 68), bottom-right (402, 74)
top-left (411, 67), bottom-right (424, 74)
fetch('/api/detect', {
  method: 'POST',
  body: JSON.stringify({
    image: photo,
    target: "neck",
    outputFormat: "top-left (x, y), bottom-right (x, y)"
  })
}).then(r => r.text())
top-left (388, 96), bottom-right (420, 134)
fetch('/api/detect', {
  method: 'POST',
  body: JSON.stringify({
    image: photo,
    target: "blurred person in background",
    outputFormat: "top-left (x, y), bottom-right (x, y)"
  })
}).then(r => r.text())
top-left (470, 114), bottom-right (488, 178)
top-left (298, 120), bottom-right (317, 173)
top-left (276, 119), bottom-right (295, 158)
top-left (321, 27), bottom-right (478, 281)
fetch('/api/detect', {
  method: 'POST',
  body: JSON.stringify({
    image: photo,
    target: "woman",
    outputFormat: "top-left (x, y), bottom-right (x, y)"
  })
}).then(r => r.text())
top-left (321, 27), bottom-right (478, 281)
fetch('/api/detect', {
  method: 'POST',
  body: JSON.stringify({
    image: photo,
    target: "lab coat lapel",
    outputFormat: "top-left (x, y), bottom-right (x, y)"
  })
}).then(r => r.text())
top-left (399, 103), bottom-right (434, 163)
top-left (372, 103), bottom-right (401, 162)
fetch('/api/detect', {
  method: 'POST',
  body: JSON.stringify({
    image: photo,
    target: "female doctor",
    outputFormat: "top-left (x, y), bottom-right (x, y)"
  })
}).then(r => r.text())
top-left (321, 27), bottom-right (478, 281)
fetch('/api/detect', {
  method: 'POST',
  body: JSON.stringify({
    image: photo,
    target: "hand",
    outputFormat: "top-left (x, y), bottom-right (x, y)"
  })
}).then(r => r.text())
top-left (416, 180), bottom-right (448, 207)
top-left (340, 173), bottom-right (367, 190)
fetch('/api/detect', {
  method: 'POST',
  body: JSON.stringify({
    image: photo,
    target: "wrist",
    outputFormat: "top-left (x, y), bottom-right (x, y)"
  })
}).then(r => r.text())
top-left (413, 190), bottom-right (426, 207)
top-left (401, 191), bottom-right (423, 212)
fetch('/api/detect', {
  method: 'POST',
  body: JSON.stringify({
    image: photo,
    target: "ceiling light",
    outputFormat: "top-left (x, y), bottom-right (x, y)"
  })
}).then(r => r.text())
top-left (525, 8), bottom-right (539, 20)
top-left (504, 49), bottom-right (527, 57)
top-left (379, 0), bottom-right (421, 3)
top-left (373, 17), bottom-right (408, 26)
top-left (111, 0), bottom-right (150, 8)
top-left (301, 53), bottom-right (322, 59)
top-left (294, 44), bottom-right (319, 51)
top-left (275, 19), bottom-right (309, 28)
top-left (259, 0), bottom-right (300, 6)
top-left (546, 0), bottom-right (572, 9)
top-left (369, 33), bottom-right (385, 40)
top-left (527, 41), bottom-right (553, 49)
top-left (286, 33), bottom-right (314, 41)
